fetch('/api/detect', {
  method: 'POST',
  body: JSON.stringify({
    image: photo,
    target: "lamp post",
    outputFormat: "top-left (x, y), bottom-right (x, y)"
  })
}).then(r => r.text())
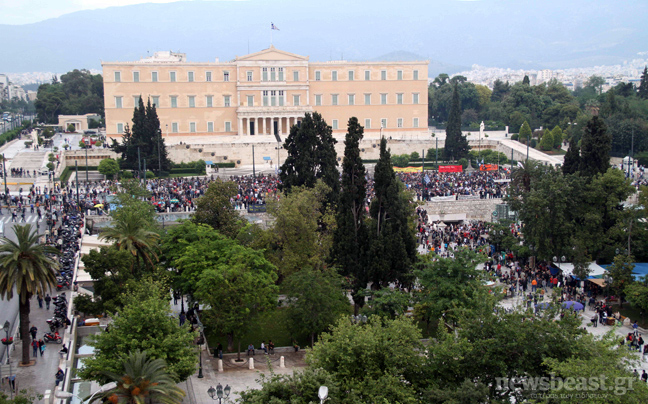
top-left (553, 255), bottom-right (566, 273)
top-left (318, 386), bottom-right (329, 404)
top-left (157, 129), bottom-right (162, 175)
top-left (55, 382), bottom-right (117, 403)
top-left (207, 384), bottom-right (231, 404)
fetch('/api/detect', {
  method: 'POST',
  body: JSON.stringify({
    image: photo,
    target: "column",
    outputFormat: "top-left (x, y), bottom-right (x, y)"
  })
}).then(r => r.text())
top-left (278, 116), bottom-right (282, 136)
top-left (258, 117), bottom-right (263, 135)
top-left (238, 117), bottom-right (243, 136)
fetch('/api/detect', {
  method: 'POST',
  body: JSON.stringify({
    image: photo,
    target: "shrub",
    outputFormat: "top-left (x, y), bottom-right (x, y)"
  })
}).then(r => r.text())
top-left (458, 158), bottom-right (468, 169)
top-left (67, 123), bottom-right (76, 132)
top-left (410, 151), bottom-right (420, 161)
top-left (392, 154), bottom-right (410, 167)
top-left (121, 170), bottom-right (134, 179)
top-left (511, 134), bottom-right (519, 141)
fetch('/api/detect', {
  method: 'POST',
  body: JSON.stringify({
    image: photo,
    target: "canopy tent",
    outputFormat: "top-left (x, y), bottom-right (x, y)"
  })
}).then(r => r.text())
top-left (588, 278), bottom-right (606, 287)
top-left (601, 263), bottom-right (648, 281)
top-left (551, 262), bottom-right (606, 279)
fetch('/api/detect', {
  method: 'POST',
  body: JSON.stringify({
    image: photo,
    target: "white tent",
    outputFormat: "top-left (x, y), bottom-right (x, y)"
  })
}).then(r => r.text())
top-left (555, 262), bottom-right (606, 279)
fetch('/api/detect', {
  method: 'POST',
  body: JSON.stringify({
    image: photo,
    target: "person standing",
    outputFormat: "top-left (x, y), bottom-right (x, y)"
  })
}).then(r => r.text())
top-left (45, 294), bottom-right (51, 310)
top-left (31, 339), bottom-right (38, 358)
top-left (38, 338), bottom-right (45, 357)
top-left (216, 343), bottom-right (223, 359)
top-left (37, 294), bottom-right (43, 308)
top-left (29, 325), bottom-right (37, 340)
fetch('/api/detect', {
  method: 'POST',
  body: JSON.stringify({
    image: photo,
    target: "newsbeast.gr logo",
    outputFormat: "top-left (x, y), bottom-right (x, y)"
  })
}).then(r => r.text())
top-left (495, 375), bottom-right (638, 396)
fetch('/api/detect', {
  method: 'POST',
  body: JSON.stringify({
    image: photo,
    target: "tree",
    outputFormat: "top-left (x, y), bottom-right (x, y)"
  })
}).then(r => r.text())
top-left (625, 278), bottom-right (648, 323)
top-left (639, 66), bottom-right (648, 99)
top-left (491, 79), bottom-right (510, 102)
top-left (35, 69), bottom-right (104, 123)
top-left (78, 281), bottom-right (197, 383)
top-left (307, 316), bottom-right (424, 404)
top-left (192, 179), bottom-right (242, 239)
top-left (98, 158), bottom-right (120, 179)
top-left (443, 84), bottom-right (469, 161)
top-left (563, 137), bottom-right (581, 175)
top-left (0, 224), bottom-right (59, 365)
top-left (579, 116), bottom-right (611, 178)
top-left (89, 351), bottom-right (185, 404)
top-left (519, 120), bottom-right (532, 142)
top-left (239, 369), bottom-right (341, 404)
top-left (551, 125), bottom-right (563, 149)
top-left (585, 75), bottom-right (606, 95)
top-left (80, 246), bottom-right (136, 314)
top-left (333, 117), bottom-right (369, 311)
top-left (538, 129), bottom-right (553, 151)
top-left (606, 255), bottom-right (635, 306)
top-left (368, 138), bottom-right (417, 289)
top-left (109, 180), bottom-right (157, 226)
top-left (279, 112), bottom-right (339, 204)
top-left (185, 234), bottom-right (278, 354)
top-left (284, 269), bottom-right (350, 346)
top-left (361, 288), bottom-right (412, 320)
top-left (522, 74), bottom-right (530, 86)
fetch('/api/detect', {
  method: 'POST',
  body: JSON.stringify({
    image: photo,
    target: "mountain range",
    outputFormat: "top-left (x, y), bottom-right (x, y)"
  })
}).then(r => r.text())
top-left (0, 0), bottom-right (646, 75)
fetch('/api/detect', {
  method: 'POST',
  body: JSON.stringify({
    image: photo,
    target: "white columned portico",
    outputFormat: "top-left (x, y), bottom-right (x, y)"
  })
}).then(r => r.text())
top-left (278, 116), bottom-right (282, 136)
top-left (238, 117), bottom-right (243, 136)
top-left (258, 117), bottom-right (263, 135)
top-left (249, 117), bottom-right (254, 136)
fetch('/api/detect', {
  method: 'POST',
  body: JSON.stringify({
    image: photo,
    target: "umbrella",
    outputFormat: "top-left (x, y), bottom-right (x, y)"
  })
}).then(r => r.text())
top-left (562, 301), bottom-right (584, 311)
top-left (535, 302), bottom-right (552, 310)
top-left (94, 204), bottom-right (104, 208)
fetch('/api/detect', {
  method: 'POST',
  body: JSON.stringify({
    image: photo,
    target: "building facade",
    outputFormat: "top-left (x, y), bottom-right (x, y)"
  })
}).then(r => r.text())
top-left (102, 46), bottom-right (428, 140)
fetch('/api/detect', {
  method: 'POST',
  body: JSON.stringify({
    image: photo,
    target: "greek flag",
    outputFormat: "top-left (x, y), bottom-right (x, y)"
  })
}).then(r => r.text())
top-left (424, 174), bottom-right (431, 184)
top-left (271, 23), bottom-right (280, 31)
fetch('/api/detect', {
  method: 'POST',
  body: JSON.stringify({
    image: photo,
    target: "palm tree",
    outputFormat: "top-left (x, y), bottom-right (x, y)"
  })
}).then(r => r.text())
top-left (100, 212), bottom-right (160, 274)
top-left (89, 351), bottom-right (185, 404)
top-left (0, 224), bottom-right (60, 365)
top-left (511, 160), bottom-right (542, 193)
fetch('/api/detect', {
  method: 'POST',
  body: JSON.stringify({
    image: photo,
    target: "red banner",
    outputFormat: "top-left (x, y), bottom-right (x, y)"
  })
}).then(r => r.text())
top-left (479, 164), bottom-right (499, 171)
top-left (438, 165), bottom-right (463, 173)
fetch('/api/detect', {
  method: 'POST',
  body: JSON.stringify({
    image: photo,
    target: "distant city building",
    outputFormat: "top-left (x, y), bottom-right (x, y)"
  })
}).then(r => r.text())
top-left (0, 73), bottom-right (28, 101)
top-left (102, 46), bottom-right (428, 139)
top-left (58, 113), bottom-right (101, 132)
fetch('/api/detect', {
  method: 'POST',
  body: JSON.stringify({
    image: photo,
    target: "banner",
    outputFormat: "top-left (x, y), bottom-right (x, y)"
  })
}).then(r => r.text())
top-left (393, 166), bottom-right (423, 173)
top-left (457, 195), bottom-right (481, 200)
top-left (428, 195), bottom-right (457, 202)
top-left (493, 179), bottom-right (511, 183)
top-left (480, 164), bottom-right (499, 171)
top-left (247, 204), bottom-right (267, 213)
top-left (438, 165), bottom-right (463, 173)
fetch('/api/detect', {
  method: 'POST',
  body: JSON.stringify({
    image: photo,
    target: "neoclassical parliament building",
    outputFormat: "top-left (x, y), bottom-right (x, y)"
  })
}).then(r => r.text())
top-left (102, 46), bottom-right (428, 141)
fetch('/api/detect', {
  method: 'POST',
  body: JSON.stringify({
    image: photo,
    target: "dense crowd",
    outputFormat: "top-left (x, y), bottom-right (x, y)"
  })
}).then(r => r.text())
top-left (401, 169), bottom-right (511, 201)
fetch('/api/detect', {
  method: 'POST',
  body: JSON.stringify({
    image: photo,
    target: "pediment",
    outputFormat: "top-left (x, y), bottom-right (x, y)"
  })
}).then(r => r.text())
top-left (236, 46), bottom-right (308, 62)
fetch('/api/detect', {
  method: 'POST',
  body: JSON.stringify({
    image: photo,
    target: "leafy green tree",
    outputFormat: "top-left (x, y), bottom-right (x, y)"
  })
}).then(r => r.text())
top-left (100, 210), bottom-right (160, 274)
top-left (519, 120), bottom-right (532, 142)
top-left (98, 158), bottom-right (120, 178)
top-left (185, 233), bottom-right (278, 354)
top-left (35, 69), bottom-right (103, 123)
top-left (491, 79), bottom-right (510, 102)
top-left (79, 281), bottom-right (197, 383)
top-left (607, 255), bottom-right (635, 306)
top-left (88, 351), bottom-right (185, 404)
top-left (585, 75), bottom-right (606, 95)
top-left (551, 125), bottom-right (563, 149)
top-left (192, 179), bottom-right (242, 239)
top-left (307, 316), bottom-right (424, 404)
top-left (81, 246), bottom-right (136, 314)
top-left (361, 289), bottom-right (411, 320)
top-left (284, 269), bottom-right (350, 346)
top-left (639, 66), bottom-right (648, 99)
top-left (239, 369), bottom-right (341, 404)
top-left (562, 137), bottom-right (580, 175)
top-left (279, 112), bottom-right (339, 204)
top-left (522, 74), bottom-right (530, 85)
top-left (579, 116), bottom-right (611, 178)
top-left (0, 224), bottom-right (60, 365)
top-left (333, 118), bottom-right (369, 311)
top-left (539, 129), bottom-right (553, 151)
top-left (368, 138), bottom-right (417, 289)
top-left (443, 84), bottom-right (469, 161)
top-left (624, 278), bottom-right (648, 323)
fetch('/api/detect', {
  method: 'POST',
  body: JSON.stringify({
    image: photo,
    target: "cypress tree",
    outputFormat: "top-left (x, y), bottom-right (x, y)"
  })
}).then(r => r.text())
top-left (539, 130), bottom-right (553, 151)
top-left (368, 137), bottom-right (417, 289)
top-left (562, 137), bottom-right (580, 175)
top-left (520, 121), bottom-right (532, 142)
top-left (579, 116), bottom-right (611, 178)
top-left (146, 99), bottom-right (172, 172)
top-left (639, 66), bottom-right (648, 99)
top-left (551, 125), bottom-right (563, 149)
top-left (522, 75), bottom-right (530, 85)
top-left (333, 117), bottom-right (369, 312)
top-left (444, 84), bottom-right (468, 161)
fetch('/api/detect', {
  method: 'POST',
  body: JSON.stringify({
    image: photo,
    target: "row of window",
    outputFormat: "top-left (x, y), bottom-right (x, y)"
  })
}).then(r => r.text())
top-left (114, 92), bottom-right (420, 109)
top-left (113, 68), bottom-right (420, 83)
top-left (115, 117), bottom-right (419, 134)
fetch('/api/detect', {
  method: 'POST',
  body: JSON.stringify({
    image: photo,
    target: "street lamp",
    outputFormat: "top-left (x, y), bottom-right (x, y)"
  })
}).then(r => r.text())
top-left (157, 129), bottom-right (162, 175)
top-left (55, 382), bottom-right (117, 403)
top-left (552, 256), bottom-right (566, 273)
top-left (318, 386), bottom-right (329, 404)
top-left (351, 315), bottom-right (367, 324)
top-left (207, 384), bottom-right (231, 403)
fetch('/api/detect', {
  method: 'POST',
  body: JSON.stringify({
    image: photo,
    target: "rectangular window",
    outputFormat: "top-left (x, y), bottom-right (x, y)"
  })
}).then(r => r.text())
top-left (206, 95), bottom-right (213, 108)
top-left (152, 96), bottom-right (160, 108)
top-left (225, 121), bottom-right (231, 132)
top-left (247, 71), bottom-right (253, 82)
top-left (133, 71), bottom-right (139, 82)
top-left (278, 90), bottom-right (284, 106)
top-left (270, 67), bottom-right (276, 82)
top-left (332, 119), bottom-right (338, 130)
top-left (170, 71), bottom-right (176, 82)
top-left (315, 71), bottom-right (321, 81)
top-left (188, 96), bottom-right (195, 108)
top-left (263, 90), bottom-right (269, 106)
top-left (365, 70), bottom-right (370, 80)
top-left (397, 118), bottom-right (403, 128)
top-left (188, 71), bottom-right (194, 82)
top-left (293, 94), bottom-right (300, 106)
top-left (207, 122), bottom-right (214, 132)
top-left (247, 95), bottom-right (254, 107)
top-left (117, 123), bottom-right (124, 134)
top-left (381, 70), bottom-right (387, 80)
top-left (413, 118), bottom-right (419, 128)
top-left (224, 95), bottom-right (231, 107)
top-left (381, 93), bottom-right (387, 105)
top-left (270, 91), bottom-right (277, 106)
top-left (132, 96), bottom-right (140, 107)
top-left (151, 71), bottom-right (158, 82)
top-left (348, 94), bottom-right (355, 105)
top-left (397, 93), bottom-right (403, 105)
top-left (293, 71), bottom-right (299, 81)
top-left (206, 71), bottom-right (212, 82)
top-left (413, 93), bottom-right (419, 104)
top-left (170, 96), bottom-right (177, 108)
top-left (114, 96), bottom-right (123, 109)
top-left (332, 71), bottom-right (338, 81)
top-left (332, 94), bottom-right (338, 106)
top-left (262, 67), bottom-right (268, 81)
top-left (172, 122), bottom-right (178, 133)
top-left (397, 70), bottom-right (403, 80)
top-left (190, 122), bottom-right (196, 133)
top-left (278, 67), bottom-right (284, 81)
top-left (364, 94), bottom-right (371, 105)
top-left (413, 70), bottom-right (419, 80)
top-left (315, 94), bottom-right (322, 106)
top-left (348, 70), bottom-right (354, 81)
top-left (381, 118), bottom-right (387, 128)
top-left (114, 71), bottom-right (121, 82)
top-left (223, 71), bottom-right (229, 82)
top-left (365, 119), bottom-right (371, 129)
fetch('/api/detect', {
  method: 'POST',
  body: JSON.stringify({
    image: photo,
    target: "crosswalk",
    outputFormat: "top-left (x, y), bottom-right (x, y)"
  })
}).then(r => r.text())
top-left (0, 213), bottom-right (44, 224)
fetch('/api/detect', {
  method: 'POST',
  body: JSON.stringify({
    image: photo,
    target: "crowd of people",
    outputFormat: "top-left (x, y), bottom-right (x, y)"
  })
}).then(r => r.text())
top-left (400, 169), bottom-right (511, 201)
